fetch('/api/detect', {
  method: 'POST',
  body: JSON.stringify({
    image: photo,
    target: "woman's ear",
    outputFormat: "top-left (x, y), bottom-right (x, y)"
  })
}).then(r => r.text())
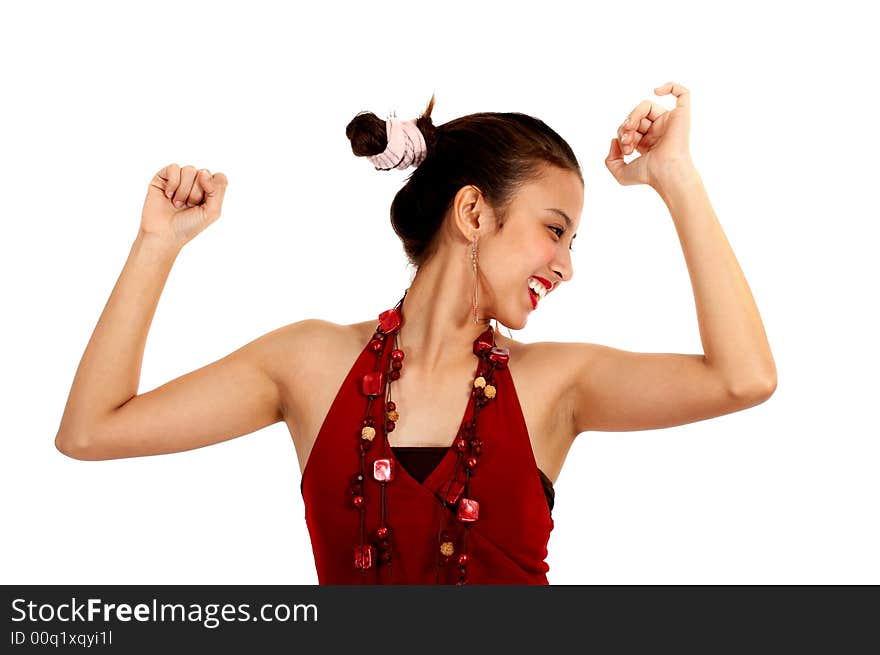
top-left (450, 185), bottom-right (486, 242)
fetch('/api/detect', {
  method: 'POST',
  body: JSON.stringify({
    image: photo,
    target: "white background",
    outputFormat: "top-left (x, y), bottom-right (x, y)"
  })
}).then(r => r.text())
top-left (2, 0), bottom-right (877, 584)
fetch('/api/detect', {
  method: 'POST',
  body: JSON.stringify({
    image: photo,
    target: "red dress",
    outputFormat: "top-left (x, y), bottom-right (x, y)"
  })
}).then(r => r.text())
top-left (300, 307), bottom-right (554, 584)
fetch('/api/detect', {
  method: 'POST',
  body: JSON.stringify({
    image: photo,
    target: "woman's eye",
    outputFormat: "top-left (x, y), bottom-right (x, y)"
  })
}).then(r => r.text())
top-left (549, 225), bottom-right (573, 250)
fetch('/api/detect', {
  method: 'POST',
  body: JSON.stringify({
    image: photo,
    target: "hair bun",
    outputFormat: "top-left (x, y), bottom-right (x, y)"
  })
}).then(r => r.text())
top-left (346, 94), bottom-right (437, 171)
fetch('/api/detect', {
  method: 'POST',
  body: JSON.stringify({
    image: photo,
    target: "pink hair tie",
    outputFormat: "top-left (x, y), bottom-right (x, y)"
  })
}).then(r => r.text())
top-left (367, 114), bottom-right (427, 171)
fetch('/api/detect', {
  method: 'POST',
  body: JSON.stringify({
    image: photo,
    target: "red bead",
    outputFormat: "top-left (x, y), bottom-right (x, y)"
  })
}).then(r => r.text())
top-left (360, 440), bottom-right (372, 452)
top-left (488, 346), bottom-right (510, 369)
top-left (372, 458), bottom-right (394, 482)
top-left (350, 483), bottom-right (362, 495)
top-left (370, 339), bottom-right (383, 352)
top-left (473, 439), bottom-right (483, 448)
top-left (385, 401), bottom-right (396, 411)
top-left (466, 456), bottom-right (478, 470)
top-left (354, 544), bottom-right (375, 570)
top-left (457, 498), bottom-right (480, 522)
top-left (352, 495), bottom-right (365, 508)
top-left (389, 369), bottom-right (400, 381)
top-left (385, 420), bottom-right (395, 432)
top-left (455, 438), bottom-right (467, 452)
top-left (391, 349), bottom-right (404, 361)
top-left (376, 526), bottom-right (389, 539)
top-left (362, 417), bottom-right (376, 427)
top-left (440, 530), bottom-right (450, 541)
top-left (458, 553), bottom-right (469, 566)
top-left (473, 330), bottom-right (494, 357)
top-left (378, 308), bottom-right (402, 334)
top-left (391, 360), bottom-right (402, 370)
top-left (445, 479), bottom-right (465, 505)
top-left (361, 371), bottom-right (385, 397)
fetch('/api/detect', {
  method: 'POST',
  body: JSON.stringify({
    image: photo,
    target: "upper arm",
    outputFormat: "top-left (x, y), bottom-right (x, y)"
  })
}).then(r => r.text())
top-left (58, 320), bottom-right (318, 460)
top-left (557, 342), bottom-right (776, 436)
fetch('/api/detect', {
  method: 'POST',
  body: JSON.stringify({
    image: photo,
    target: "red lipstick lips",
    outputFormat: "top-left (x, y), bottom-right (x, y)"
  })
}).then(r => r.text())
top-left (532, 276), bottom-right (552, 290)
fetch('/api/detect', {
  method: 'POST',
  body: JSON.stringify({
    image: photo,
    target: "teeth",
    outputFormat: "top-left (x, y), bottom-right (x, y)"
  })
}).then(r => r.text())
top-left (528, 277), bottom-right (547, 300)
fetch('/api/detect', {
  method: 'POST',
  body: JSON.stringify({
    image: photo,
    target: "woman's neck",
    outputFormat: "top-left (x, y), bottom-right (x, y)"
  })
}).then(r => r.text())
top-left (397, 252), bottom-right (492, 375)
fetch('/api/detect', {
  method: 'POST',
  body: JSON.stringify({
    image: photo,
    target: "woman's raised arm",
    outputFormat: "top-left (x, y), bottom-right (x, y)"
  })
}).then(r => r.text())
top-left (55, 163), bottom-right (298, 460)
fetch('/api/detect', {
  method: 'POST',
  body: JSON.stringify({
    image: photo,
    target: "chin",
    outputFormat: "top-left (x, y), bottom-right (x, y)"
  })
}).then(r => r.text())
top-left (496, 310), bottom-right (527, 332)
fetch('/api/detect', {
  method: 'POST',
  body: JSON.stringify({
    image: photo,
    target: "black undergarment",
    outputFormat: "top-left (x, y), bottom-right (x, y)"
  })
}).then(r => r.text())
top-left (391, 446), bottom-right (555, 513)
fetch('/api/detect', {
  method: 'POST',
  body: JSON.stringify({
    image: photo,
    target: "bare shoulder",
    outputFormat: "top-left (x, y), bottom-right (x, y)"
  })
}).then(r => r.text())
top-left (494, 331), bottom-right (574, 381)
top-left (266, 318), bottom-right (371, 415)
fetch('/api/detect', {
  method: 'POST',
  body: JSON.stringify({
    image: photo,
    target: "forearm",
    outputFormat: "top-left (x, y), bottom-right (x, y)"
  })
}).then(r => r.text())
top-left (56, 231), bottom-right (181, 441)
top-left (652, 162), bottom-right (777, 394)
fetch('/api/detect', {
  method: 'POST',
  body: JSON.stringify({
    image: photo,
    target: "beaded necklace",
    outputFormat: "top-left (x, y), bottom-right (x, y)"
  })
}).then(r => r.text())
top-left (351, 289), bottom-right (510, 584)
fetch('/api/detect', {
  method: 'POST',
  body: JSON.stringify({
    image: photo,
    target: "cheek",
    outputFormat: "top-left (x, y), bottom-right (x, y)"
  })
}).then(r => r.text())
top-left (535, 241), bottom-right (556, 262)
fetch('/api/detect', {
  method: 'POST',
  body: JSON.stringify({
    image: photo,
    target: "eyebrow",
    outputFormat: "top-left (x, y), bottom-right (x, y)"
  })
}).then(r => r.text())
top-left (545, 208), bottom-right (577, 240)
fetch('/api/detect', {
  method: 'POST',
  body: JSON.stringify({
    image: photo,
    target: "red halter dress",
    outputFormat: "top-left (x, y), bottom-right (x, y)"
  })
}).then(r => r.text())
top-left (300, 300), bottom-right (554, 584)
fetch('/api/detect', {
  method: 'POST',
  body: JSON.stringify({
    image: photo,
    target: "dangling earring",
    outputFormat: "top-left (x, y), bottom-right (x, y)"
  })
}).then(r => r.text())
top-left (471, 236), bottom-right (479, 324)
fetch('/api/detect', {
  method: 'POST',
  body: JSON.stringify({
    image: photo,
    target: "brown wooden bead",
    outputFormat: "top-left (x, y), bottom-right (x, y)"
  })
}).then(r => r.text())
top-left (385, 420), bottom-right (395, 432)
top-left (385, 401), bottom-right (396, 411)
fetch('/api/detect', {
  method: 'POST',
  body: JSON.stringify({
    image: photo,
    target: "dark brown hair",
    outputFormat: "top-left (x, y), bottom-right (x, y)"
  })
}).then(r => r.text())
top-left (345, 94), bottom-right (582, 269)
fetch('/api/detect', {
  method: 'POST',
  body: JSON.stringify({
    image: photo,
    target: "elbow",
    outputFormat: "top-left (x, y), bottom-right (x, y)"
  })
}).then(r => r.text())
top-left (55, 431), bottom-right (95, 460)
top-left (729, 375), bottom-right (777, 405)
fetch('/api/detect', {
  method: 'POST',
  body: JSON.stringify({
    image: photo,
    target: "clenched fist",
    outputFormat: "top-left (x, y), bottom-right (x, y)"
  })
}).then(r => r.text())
top-left (140, 163), bottom-right (228, 249)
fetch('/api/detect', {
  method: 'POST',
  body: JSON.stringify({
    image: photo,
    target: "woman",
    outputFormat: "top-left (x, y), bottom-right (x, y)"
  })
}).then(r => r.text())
top-left (55, 82), bottom-right (777, 584)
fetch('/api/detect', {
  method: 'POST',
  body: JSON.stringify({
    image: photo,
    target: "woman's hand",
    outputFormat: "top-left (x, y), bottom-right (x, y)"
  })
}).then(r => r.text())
top-left (605, 81), bottom-right (694, 189)
top-left (140, 163), bottom-right (228, 249)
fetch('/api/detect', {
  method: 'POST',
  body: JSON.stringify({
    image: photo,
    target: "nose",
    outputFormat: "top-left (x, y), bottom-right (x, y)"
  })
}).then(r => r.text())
top-left (552, 252), bottom-right (573, 288)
